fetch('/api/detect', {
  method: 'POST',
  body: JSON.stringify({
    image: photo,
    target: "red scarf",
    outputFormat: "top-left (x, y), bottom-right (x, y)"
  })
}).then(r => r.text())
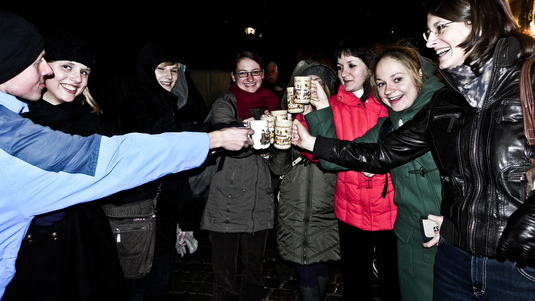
top-left (230, 83), bottom-right (280, 119)
top-left (295, 114), bottom-right (318, 163)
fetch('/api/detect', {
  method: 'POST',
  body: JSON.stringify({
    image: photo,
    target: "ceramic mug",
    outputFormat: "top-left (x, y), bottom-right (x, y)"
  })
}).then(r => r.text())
top-left (247, 120), bottom-right (270, 149)
top-left (271, 109), bottom-right (289, 120)
top-left (274, 119), bottom-right (293, 150)
top-left (260, 114), bottom-right (277, 144)
top-left (287, 86), bottom-right (304, 113)
top-left (293, 76), bottom-right (312, 104)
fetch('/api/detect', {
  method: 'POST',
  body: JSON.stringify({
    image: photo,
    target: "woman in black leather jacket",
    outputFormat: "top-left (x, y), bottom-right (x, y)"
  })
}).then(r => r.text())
top-left (292, 0), bottom-right (535, 300)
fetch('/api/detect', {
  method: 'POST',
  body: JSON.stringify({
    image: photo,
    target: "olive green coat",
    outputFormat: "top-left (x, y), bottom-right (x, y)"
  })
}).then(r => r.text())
top-left (269, 147), bottom-right (340, 265)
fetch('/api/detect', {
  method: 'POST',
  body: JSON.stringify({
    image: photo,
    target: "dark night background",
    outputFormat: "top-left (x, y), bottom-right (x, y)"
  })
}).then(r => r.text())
top-left (3, 1), bottom-right (431, 117)
top-left (3, 1), bottom-right (430, 68)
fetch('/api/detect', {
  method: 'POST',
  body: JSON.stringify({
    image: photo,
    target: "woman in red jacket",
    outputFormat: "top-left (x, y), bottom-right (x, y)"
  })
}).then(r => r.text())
top-left (305, 37), bottom-right (399, 301)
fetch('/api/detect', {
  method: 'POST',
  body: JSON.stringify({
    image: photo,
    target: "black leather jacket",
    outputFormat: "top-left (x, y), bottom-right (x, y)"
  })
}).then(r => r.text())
top-left (313, 36), bottom-right (535, 258)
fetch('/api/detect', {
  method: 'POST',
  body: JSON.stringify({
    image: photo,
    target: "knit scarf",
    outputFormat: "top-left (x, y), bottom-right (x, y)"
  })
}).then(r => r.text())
top-left (447, 58), bottom-right (493, 108)
top-left (230, 83), bottom-right (280, 119)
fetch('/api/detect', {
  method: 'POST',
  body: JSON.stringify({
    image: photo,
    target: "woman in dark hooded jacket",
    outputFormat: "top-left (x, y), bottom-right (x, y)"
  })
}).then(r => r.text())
top-left (119, 42), bottom-right (211, 301)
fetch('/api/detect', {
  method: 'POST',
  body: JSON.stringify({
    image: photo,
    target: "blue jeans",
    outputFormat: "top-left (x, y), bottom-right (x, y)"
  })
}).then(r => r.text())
top-left (434, 239), bottom-right (535, 301)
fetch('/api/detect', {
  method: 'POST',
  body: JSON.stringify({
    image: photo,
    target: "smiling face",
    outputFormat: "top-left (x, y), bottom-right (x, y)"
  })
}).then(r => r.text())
top-left (336, 54), bottom-right (369, 93)
top-left (43, 60), bottom-right (90, 105)
top-left (231, 58), bottom-right (264, 93)
top-left (425, 14), bottom-right (472, 70)
top-left (375, 57), bottom-right (420, 112)
top-left (0, 51), bottom-right (53, 101)
top-left (154, 62), bottom-right (178, 92)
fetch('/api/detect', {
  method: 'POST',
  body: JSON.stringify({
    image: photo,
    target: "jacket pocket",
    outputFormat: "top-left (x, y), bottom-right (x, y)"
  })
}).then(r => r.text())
top-left (215, 185), bottom-right (246, 200)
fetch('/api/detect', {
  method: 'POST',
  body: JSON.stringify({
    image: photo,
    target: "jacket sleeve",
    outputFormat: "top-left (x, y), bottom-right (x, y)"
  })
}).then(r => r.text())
top-left (0, 115), bottom-right (210, 217)
top-left (121, 94), bottom-right (177, 134)
top-left (211, 93), bottom-right (254, 159)
top-left (355, 118), bottom-right (386, 143)
top-left (268, 147), bottom-right (301, 176)
top-left (312, 106), bottom-right (431, 174)
top-left (122, 92), bottom-right (215, 134)
top-left (305, 107), bottom-right (349, 171)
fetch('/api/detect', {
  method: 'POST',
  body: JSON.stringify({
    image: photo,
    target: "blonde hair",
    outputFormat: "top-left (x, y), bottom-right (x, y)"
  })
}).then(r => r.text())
top-left (368, 43), bottom-right (424, 101)
top-left (82, 87), bottom-right (102, 115)
top-left (159, 61), bottom-right (181, 68)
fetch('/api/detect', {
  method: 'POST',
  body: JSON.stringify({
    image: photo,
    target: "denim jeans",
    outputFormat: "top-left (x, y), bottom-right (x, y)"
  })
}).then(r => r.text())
top-left (434, 239), bottom-right (535, 301)
top-left (209, 230), bottom-right (269, 301)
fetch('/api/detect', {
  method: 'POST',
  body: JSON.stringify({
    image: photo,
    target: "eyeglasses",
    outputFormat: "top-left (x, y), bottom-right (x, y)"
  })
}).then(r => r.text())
top-left (423, 21), bottom-right (454, 41)
top-left (236, 70), bottom-right (262, 78)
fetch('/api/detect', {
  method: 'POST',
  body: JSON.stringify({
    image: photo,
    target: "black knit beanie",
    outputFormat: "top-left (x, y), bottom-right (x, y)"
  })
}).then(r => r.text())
top-left (0, 10), bottom-right (45, 84)
top-left (44, 30), bottom-right (96, 70)
top-left (301, 64), bottom-right (337, 93)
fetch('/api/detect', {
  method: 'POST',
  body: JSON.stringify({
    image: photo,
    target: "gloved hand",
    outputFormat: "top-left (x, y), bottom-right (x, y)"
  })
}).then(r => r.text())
top-left (175, 225), bottom-right (198, 257)
top-left (497, 194), bottom-right (535, 268)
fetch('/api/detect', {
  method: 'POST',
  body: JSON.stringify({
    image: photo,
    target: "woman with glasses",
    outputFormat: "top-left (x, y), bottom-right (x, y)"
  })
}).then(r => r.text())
top-left (292, 0), bottom-right (535, 299)
top-left (200, 51), bottom-right (280, 301)
top-left (422, 0), bottom-right (535, 299)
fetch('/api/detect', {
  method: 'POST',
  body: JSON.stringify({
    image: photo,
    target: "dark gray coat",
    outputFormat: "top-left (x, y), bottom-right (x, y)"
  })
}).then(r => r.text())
top-left (200, 91), bottom-right (274, 233)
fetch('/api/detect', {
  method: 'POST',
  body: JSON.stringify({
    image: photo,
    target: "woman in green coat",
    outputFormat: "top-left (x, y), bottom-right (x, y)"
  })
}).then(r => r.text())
top-left (305, 43), bottom-right (444, 301)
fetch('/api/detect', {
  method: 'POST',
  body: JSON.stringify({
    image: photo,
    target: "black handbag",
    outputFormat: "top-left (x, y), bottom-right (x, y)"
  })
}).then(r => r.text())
top-left (102, 185), bottom-right (160, 279)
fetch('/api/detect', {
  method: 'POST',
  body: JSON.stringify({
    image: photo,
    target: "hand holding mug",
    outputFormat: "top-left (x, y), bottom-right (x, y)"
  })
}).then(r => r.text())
top-left (209, 127), bottom-right (253, 151)
top-left (246, 120), bottom-right (270, 150)
top-left (310, 80), bottom-right (330, 110)
top-left (291, 119), bottom-right (316, 152)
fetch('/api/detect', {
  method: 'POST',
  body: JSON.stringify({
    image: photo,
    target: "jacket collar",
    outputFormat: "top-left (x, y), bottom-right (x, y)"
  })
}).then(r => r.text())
top-left (439, 36), bottom-right (519, 90)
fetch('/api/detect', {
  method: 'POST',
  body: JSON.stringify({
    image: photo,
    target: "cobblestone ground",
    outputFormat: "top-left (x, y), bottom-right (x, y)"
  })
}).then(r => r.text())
top-left (168, 228), bottom-right (382, 301)
top-left (167, 204), bottom-right (380, 301)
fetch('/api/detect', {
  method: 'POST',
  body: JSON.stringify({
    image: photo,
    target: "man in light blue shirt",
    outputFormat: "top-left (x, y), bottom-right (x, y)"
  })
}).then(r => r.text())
top-left (0, 10), bottom-right (252, 297)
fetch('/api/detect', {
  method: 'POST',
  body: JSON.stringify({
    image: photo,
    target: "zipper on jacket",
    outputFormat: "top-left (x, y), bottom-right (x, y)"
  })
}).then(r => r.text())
top-left (468, 109), bottom-right (484, 252)
top-left (302, 163), bottom-right (314, 265)
top-left (251, 158), bottom-right (259, 234)
top-left (432, 112), bottom-right (461, 132)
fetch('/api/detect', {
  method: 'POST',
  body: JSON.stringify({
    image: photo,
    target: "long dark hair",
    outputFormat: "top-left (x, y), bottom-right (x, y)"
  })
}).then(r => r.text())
top-left (333, 36), bottom-right (375, 99)
top-left (232, 51), bottom-right (263, 75)
top-left (426, 0), bottom-right (535, 74)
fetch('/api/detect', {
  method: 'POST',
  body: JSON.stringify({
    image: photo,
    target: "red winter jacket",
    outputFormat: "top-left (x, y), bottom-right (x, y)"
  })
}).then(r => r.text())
top-left (329, 85), bottom-right (397, 231)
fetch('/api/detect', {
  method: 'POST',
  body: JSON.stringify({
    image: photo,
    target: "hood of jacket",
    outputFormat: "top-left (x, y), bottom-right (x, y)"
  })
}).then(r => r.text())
top-left (388, 55), bottom-right (445, 128)
top-left (135, 43), bottom-right (188, 106)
